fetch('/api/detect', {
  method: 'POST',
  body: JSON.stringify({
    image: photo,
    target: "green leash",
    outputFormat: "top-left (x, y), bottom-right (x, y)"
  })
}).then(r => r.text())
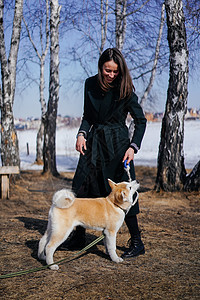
top-left (0, 234), bottom-right (105, 279)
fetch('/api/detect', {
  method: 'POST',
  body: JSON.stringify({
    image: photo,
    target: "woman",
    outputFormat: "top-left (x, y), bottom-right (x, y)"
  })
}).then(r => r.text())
top-left (70, 48), bottom-right (146, 259)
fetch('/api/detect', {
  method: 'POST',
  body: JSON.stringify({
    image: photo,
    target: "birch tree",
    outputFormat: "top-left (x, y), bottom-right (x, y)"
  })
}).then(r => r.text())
top-left (23, 0), bottom-right (50, 165)
top-left (115, 0), bottom-right (127, 51)
top-left (0, 0), bottom-right (23, 167)
top-left (115, 0), bottom-right (151, 52)
top-left (100, 0), bottom-right (108, 55)
top-left (155, 0), bottom-right (189, 191)
top-left (43, 0), bottom-right (61, 175)
top-left (184, 160), bottom-right (200, 191)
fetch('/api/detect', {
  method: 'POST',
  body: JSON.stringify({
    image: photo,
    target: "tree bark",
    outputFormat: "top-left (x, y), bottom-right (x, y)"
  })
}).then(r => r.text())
top-left (23, 0), bottom-right (49, 164)
top-left (36, 121), bottom-right (45, 165)
top-left (184, 160), bottom-right (200, 191)
top-left (155, 0), bottom-right (189, 191)
top-left (115, 0), bottom-right (127, 51)
top-left (43, 0), bottom-right (60, 176)
top-left (100, 0), bottom-right (108, 55)
top-left (36, 59), bottom-right (47, 164)
top-left (0, 0), bottom-right (23, 167)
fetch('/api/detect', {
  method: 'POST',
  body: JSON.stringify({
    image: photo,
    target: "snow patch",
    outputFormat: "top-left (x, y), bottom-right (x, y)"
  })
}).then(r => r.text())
top-left (4, 120), bottom-right (200, 171)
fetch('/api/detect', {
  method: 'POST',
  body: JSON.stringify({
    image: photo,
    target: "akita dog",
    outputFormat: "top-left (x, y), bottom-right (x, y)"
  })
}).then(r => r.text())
top-left (38, 179), bottom-right (139, 270)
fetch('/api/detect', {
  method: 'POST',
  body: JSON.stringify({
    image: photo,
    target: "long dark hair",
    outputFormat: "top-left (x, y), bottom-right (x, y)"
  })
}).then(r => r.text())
top-left (98, 48), bottom-right (134, 100)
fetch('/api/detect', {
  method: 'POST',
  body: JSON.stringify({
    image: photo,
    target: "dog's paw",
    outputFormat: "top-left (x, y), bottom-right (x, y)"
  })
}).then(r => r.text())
top-left (49, 264), bottom-right (59, 270)
top-left (112, 256), bottom-right (123, 263)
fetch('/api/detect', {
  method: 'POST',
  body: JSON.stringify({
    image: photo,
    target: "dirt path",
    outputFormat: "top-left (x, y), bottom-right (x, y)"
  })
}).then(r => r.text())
top-left (0, 167), bottom-right (199, 299)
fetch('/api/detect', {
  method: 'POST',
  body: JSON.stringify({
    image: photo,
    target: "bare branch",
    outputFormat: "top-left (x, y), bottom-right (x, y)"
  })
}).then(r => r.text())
top-left (125, 0), bottom-right (150, 17)
top-left (23, 16), bottom-right (42, 60)
top-left (140, 2), bottom-right (165, 108)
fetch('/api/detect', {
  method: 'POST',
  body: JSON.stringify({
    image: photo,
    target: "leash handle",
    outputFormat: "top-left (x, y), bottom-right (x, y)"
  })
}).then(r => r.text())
top-left (124, 159), bottom-right (130, 169)
top-left (124, 160), bottom-right (131, 182)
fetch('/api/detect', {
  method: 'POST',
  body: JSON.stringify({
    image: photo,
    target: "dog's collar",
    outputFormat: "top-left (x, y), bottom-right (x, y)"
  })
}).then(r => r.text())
top-left (114, 192), bottom-right (139, 214)
top-left (114, 203), bottom-right (128, 214)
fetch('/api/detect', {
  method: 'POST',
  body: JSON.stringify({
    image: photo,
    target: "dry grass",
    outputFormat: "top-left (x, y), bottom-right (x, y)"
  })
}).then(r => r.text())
top-left (0, 167), bottom-right (199, 299)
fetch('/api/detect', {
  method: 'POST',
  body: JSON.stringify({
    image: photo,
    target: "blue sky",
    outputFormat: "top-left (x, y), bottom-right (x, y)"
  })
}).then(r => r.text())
top-left (13, 67), bottom-right (200, 119)
top-left (9, 0), bottom-right (199, 119)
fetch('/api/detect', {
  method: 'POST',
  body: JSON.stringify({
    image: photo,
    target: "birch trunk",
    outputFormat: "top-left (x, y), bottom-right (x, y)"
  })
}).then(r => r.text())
top-left (43, 0), bottom-right (60, 175)
top-left (184, 160), bottom-right (200, 191)
top-left (0, 0), bottom-right (23, 167)
top-left (115, 0), bottom-right (127, 51)
top-left (155, 0), bottom-right (189, 191)
top-left (36, 1), bottom-right (49, 164)
top-left (36, 59), bottom-right (46, 164)
top-left (100, 0), bottom-right (108, 55)
top-left (23, 0), bottom-right (49, 164)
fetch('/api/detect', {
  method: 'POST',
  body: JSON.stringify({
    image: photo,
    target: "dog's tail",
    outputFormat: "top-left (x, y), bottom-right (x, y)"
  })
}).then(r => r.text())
top-left (52, 189), bottom-right (75, 208)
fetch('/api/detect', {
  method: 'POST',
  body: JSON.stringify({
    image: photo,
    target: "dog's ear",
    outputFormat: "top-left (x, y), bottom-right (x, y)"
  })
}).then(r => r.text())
top-left (119, 191), bottom-right (128, 203)
top-left (121, 191), bottom-right (125, 200)
top-left (114, 189), bottom-right (124, 205)
top-left (108, 179), bottom-right (116, 190)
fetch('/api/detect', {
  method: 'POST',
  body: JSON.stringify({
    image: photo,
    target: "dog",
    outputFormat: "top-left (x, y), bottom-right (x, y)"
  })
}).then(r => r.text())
top-left (38, 179), bottom-right (140, 270)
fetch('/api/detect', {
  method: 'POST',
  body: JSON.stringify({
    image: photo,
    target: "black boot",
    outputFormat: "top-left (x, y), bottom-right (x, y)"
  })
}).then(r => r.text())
top-left (62, 226), bottom-right (86, 250)
top-left (122, 215), bottom-right (145, 258)
top-left (121, 234), bottom-right (145, 258)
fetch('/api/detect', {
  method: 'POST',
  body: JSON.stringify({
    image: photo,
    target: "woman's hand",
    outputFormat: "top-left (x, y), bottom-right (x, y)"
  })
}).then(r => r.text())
top-left (76, 136), bottom-right (87, 155)
top-left (122, 147), bottom-right (135, 165)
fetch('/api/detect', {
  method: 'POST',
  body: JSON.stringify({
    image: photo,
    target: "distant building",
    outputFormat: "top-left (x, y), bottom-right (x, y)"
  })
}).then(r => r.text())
top-left (144, 112), bottom-right (163, 122)
top-left (185, 108), bottom-right (200, 120)
top-left (13, 108), bottom-right (199, 131)
top-left (145, 113), bottom-right (154, 122)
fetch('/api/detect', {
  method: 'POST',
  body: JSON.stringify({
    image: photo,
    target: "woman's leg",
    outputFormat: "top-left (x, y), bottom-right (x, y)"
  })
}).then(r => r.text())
top-left (65, 225), bottom-right (86, 250)
top-left (122, 214), bottom-right (145, 258)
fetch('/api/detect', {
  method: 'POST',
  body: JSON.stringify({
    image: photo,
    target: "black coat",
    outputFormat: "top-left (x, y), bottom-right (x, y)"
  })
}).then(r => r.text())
top-left (72, 75), bottom-right (147, 216)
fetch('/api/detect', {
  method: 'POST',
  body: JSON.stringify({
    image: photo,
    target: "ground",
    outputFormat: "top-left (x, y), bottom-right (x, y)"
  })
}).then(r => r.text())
top-left (0, 166), bottom-right (199, 300)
